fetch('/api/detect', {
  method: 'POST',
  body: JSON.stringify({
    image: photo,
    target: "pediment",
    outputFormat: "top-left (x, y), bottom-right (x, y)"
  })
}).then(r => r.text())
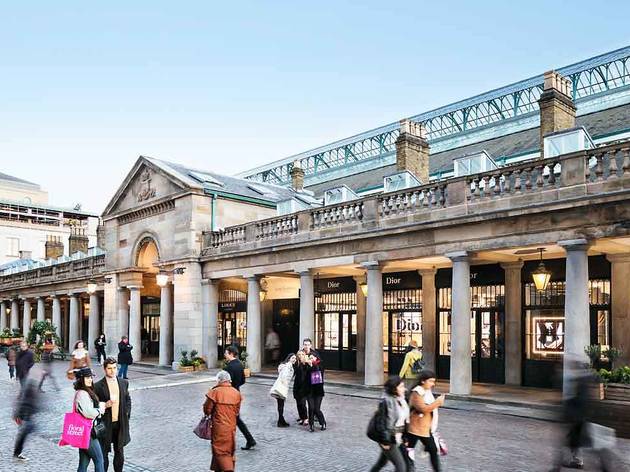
top-left (103, 158), bottom-right (189, 217)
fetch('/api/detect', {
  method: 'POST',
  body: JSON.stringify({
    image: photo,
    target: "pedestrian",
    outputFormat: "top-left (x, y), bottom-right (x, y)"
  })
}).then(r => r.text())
top-left (39, 344), bottom-right (60, 392)
top-left (203, 370), bottom-right (242, 472)
top-left (223, 345), bottom-right (256, 450)
top-left (12, 367), bottom-right (42, 462)
top-left (269, 353), bottom-right (296, 427)
top-left (68, 340), bottom-right (92, 380)
top-left (7, 345), bottom-right (17, 381)
top-left (140, 328), bottom-right (149, 355)
top-left (265, 327), bottom-right (281, 363)
top-left (369, 376), bottom-right (410, 472)
top-left (293, 350), bottom-right (309, 425)
top-left (16, 341), bottom-right (34, 387)
top-left (95, 334), bottom-right (107, 365)
top-left (399, 340), bottom-right (423, 392)
top-left (73, 367), bottom-right (109, 472)
top-left (117, 336), bottom-right (133, 380)
top-left (302, 337), bottom-right (320, 361)
top-left (406, 370), bottom-right (444, 471)
top-left (94, 357), bottom-right (132, 472)
top-left (304, 347), bottom-right (326, 432)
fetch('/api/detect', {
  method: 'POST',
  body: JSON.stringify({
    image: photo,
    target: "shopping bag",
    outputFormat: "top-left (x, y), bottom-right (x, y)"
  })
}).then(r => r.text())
top-left (58, 411), bottom-right (93, 449)
top-left (193, 416), bottom-right (213, 440)
top-left (310, 370), bottom-right (323, 385)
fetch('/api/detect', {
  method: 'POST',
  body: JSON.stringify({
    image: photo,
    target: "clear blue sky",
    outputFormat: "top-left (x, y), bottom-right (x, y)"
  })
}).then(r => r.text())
top-left (2, 1), bottom-right (629, 213)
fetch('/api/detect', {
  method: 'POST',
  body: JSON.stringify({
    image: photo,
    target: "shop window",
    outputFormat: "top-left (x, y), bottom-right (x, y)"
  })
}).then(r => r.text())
top-left (314, 291), bottom-right (356, 352)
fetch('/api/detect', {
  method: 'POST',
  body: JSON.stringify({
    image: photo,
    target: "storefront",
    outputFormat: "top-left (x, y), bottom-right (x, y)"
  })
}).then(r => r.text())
top-left (271, 298), bottom-right (299, 362)
top-left (217, 289), bottom-right (247, 358)
top-left (522, 255), bottom-right (611, 388)
top-left (437, 264), bottom-right (506, 384)
top-left (315, 277), bottom-right (357, 371)
top-left (381, 271), bottom-right (422, 375)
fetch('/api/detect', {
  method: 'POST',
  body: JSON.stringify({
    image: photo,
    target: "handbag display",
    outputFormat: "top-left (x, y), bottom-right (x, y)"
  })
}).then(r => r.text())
top-left (193, 415), bottom-right (213, 440)
top-left (58, 394), bottom-right (93, 449)
top-left (310, 370), bottom-right (323, 385)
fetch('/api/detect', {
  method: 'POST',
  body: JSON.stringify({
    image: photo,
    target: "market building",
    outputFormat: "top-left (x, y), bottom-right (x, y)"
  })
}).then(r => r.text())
top-left (2, 46), bottom-right (630, 395)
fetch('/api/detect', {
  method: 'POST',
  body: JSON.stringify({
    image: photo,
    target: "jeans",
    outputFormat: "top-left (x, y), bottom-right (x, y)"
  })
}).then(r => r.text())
top-left (102, 421), bottom-right (125, 472)
top-left (307, 395), bottom-right (326, 427)
top-left (370, 443), bottom-right (407, 472)
top-left (14, 419), bottom-right (35, 456)
top-left (77, 436), bottom-right (105, 472)
top-left (9, 365), bottom-right (15, 379)
top-left (97, 350), bottom-right (106, 365)
top-left (406, 433), bottom-right (440, 471)
top-left (117, 364), bottom-right (129, 379)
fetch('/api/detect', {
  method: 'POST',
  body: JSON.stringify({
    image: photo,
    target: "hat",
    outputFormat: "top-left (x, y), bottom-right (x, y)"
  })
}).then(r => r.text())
top-left (74, 367), bottom-right (94, 379)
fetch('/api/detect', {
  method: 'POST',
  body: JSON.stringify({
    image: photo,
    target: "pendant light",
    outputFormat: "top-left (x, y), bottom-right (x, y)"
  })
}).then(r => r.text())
top-left (531, 248), bottom-right (552, 291)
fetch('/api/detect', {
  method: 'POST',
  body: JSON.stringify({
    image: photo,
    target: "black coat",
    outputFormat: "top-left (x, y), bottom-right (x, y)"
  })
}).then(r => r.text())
top-left (224, 359), bottom-right (245, 391)
top-left (15, 349), bottom-right (34, 380)
top-left (95, 337), bottom-right (107, 352)
top-left (292, 363), bottom-right (309, 399)
top-left (118, 342), bottom-right (133, 365)
top-left (94, 377), bottom-right (132, 452)
top-left (304, 364), bottom-right (325, 398)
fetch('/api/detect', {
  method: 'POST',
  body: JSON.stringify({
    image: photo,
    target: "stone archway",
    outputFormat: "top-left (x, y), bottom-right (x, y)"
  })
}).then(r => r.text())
top-left (134, 235), bottom-right (160, 271)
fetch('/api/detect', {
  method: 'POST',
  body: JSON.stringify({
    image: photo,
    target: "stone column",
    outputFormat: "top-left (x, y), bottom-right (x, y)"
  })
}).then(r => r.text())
top-left (447, 251), bottom-right (472, 395)
top-left (559, 239), bottom-right (591, 397)
top-left (36, 297), bottom-right (46, 322)
top-left (128, 286), bottom-right (142, 363)
top-left (22, 299), bottom-right (32, 339)
top-left (502, 261), bottom-right (524, 385)
top-left (607, 254), bottom-right (630, 368)
top-left (173, 262), bottom-right (204, 361)
top-left (201, 279), bottom-right (219, 369)
top-left (69, 294), bottom-right (80, 346)
top-left (117, 287), bottom-right (130, 340)
top-left (102, 274), bottom-right (119, 356)
top-left (247, 276), bottom-right (263, 373)
top-left (299, 271), bottom-right (315, 344)
top-left (10, 299), bottom-right (19, 331)
top-left (354, 275), bottom-right (367, 374)
top-left (89, 293), bottom-right (100, 357)
top-left (159, 282), bottom-right (173, 367)
top-left (52, 296), bottom-right (62, 340)
top-left (363, 262), bottom-right (384, 386)
top-left (419, 268), bottom-right (437, 371)
top-left (0, 301), bottom-right (7, 331)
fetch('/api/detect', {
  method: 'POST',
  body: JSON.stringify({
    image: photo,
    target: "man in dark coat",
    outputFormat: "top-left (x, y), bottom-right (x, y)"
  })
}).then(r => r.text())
top-left (94, 357), bottom-right (132, 472)
top-left (15, 341), bottom-right (34, 387)
top-left (224, 345), bottom-right (256, 450)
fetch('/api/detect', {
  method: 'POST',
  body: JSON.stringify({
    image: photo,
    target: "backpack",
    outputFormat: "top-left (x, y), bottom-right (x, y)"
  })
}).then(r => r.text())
top-left (410, 357), bottom-right (425, 375)
top-left (366, 399), bottom-right (391, 444)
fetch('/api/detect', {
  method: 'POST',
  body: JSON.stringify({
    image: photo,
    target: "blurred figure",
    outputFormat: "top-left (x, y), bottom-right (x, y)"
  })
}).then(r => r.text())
top-left (39, 343), bottom-right (60, 392)
top-left (140, 328), bottom-right (149, 355)
top-left (7, 345), bottom-right (16, 382)
top-left (265, 327), bottom-right (281, 363)
top-left (16, 341), bottom-right (34, 387)
top-left (12, 367), bottom-right (43, 462)
top-left (204, 370), bottom-right (241, 472)
top-left (95, 334), bottom-right (107, 365)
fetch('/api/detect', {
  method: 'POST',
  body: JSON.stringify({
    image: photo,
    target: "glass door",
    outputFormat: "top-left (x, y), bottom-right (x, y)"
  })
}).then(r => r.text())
top-left (473, 309), bottom-right (504, 383)
top-left (387, 311), bottom-right (422, 375)
top-left (316, 311), bottom-right (356, 371)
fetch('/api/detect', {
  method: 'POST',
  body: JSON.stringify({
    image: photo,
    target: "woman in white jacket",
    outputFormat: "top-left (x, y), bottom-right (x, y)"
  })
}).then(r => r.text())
top-left (269, 353), bottom-right (296, 427)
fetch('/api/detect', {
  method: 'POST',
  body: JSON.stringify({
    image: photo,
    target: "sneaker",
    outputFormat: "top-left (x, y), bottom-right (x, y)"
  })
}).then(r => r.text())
top-left (14, 453), bottom-right (28, 461)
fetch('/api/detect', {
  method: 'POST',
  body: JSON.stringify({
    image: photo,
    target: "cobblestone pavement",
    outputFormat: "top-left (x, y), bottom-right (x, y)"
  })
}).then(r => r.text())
top-left (1, 358), bottom-right (628, 471)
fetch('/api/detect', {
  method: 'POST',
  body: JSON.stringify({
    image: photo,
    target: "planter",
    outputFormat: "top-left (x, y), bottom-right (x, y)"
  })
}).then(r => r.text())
top-left (193, 364), bottom-right (207, 372)
top-left (179, 365), bottom-right (195, 373)
top-left (605, 383), bottom-right (630, 402)
top-left (243, 368), bottom-right (251, 378)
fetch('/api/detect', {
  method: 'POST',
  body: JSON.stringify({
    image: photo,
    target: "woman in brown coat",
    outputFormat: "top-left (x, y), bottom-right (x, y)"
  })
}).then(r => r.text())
top-left (203, 370), bottom-right (242, 472)
top-left (67, 340), bottom-right (92, 380)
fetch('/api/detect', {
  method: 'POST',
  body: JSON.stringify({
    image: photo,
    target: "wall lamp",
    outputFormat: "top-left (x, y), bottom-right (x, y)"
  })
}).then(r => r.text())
top-left (156, 267), bottom-right (186, 287)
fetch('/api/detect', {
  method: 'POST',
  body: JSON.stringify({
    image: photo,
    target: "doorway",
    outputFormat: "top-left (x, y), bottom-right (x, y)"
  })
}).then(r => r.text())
top-left (315, 311), bottom-right (357, 371)
top-left (272, 299), bottom-right (299, 362)
top-left (141, 297), bottom-right (160, 357)
top-left (385, 311), bottom-right (422, 375)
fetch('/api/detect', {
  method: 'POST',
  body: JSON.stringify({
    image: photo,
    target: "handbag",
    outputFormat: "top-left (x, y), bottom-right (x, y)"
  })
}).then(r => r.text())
top-left (58, 394), bottom-right (93, 449)
top-left (310, 370), bottom-right (323, 385)
top-left (92, 417), bottom-right (106, 439)
top-left (434, 432), bottom-right (448, 455)
top-left (193, 415), bottom-right (213, 440)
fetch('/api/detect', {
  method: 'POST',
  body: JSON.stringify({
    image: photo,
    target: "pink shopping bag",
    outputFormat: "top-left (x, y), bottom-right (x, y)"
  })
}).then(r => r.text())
top-left (58, 394), bottom-right (93, 449)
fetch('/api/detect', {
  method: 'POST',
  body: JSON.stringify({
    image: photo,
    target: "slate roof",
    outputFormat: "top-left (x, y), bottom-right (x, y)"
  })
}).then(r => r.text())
top-left (0, 172), bottom-right (38, 187)
top-left (305, 103), bottom-right (630, 196)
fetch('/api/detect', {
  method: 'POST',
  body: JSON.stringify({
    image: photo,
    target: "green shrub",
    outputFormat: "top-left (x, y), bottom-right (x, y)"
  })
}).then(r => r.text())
top-left (598, 366), bottom-right (630, 384)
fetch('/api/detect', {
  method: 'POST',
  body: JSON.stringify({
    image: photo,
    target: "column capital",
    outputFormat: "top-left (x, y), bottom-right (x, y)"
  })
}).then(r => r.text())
top-left (418, 267), bottom-right (437, 277)
top-left (127, 285), bottom-right (143, 291)
top-left (360, 261), bottom-right (381, 271)
top-left (297, 270), bottom-right (313, 277)
top-left (500, 260), bottom-right (524, 270)
top-left (353, 274), bottom-right (367, 283)
top-left (246, 275), bottom-right (261, 282)
top-left (201, 278), bottom-right (219, 286)
top-left (558, 239), bottom-right (590, 251)
top-left (606, 253), bottom-right (630, 264)
top-left (445, 251), bottom-right (469, 262)
top-left (67, 291), bottom-right (82, 298)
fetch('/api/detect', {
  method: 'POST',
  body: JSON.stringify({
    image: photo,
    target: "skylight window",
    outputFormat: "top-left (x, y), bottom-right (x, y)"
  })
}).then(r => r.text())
top-left (188, 171), bottom-right (224, 187)
top-left (247, 183), bottom-right (279, 198)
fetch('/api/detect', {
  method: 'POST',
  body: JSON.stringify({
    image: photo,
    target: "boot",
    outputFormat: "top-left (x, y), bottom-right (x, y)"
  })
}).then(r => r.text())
top-left (277, 418), bottom-right (290, 428)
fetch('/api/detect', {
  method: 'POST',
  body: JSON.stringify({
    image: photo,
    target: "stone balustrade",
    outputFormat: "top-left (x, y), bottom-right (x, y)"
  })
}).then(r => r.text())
top-left (200, 140), bottom-right (630, 256)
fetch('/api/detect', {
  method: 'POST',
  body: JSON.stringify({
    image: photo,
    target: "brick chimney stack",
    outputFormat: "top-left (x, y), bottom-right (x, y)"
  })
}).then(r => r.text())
top-left (69, 226), bottom-right (89, 255)
top-left (395, 119), bottom-right (430, 183)
top-left (45, 235), bottom-right (64, 259)
top-left (538, 70), bottom-right (576, 156)
top-left (290, 161), bottom-right (305, 192)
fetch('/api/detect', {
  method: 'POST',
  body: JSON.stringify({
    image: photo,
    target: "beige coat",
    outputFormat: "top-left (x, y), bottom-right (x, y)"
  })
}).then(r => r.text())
top-left (407, 388), bottom-right (439, 437)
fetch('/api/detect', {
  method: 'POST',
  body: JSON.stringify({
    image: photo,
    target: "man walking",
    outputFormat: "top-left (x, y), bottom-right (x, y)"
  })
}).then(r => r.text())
top-left (94, 357), bottom-right (132, 472)
top-left (12, 367), bottom-right (42, 462)
top-left (15, 341), bottom-right (34, 388)
top-left (224, 345), bottom-right (256, 450)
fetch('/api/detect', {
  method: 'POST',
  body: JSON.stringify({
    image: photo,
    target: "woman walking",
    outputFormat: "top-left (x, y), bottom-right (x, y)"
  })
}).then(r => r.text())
top-left (94, 334), bottom-right (107, 365)
top-left (204, 370), bottom-right (241, 472)
top-left (73, 367), bottom-right (110, 472)
top-left (369, 376), bottom-right (410, 472)
top-left (269, 353), bottom-right (296, 427)
top-left (293, 351), bottom-right (309, 425)
top-left (406, 370), bottom-right (444, 471)
top-left (117, 336), bottom-right (133, 379)
top-left (68, 341), bottom-right (91, 380)
top-left (304, 352), bottom-right (326, 432)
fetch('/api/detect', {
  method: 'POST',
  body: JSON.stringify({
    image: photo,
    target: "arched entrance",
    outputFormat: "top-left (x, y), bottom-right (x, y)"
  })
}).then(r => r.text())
top-left (134, 236), bottom-right (163, 361)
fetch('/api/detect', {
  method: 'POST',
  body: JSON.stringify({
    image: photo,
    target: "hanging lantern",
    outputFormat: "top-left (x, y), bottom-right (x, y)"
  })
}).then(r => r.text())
top-left (531, 248), bottom-right (551, 291)
top-left (156, 271), bottom-right (169, 287)
top-left (359, 282), bottom-right (368, 297)
top-left (86, 279), bottom-right (97, 294)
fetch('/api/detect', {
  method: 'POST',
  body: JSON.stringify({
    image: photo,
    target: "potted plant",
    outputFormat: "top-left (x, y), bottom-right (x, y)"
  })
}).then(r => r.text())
top-left (599, 366), bottom-right (630, 401)
top-left (240, 351), bottom-right (250, 377)
top-left (27, 321), bottom-right (61, 362)
top-left (178, 350), bottom-right (195, 373)
top-left (190, 350), bottom-right (207, 371)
